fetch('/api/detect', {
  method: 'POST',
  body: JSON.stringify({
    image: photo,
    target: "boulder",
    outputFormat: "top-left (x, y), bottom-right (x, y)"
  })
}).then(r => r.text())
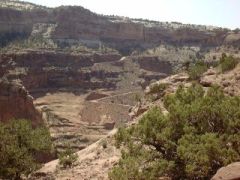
top-left (211, 162), bottom-right (240, 180)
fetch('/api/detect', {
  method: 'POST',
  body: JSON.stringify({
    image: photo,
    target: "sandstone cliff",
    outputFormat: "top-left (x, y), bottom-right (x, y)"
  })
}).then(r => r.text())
top-left (0, 79), bottom-right (42, 126)
top-left (0, 1), bottom-right (240, 54)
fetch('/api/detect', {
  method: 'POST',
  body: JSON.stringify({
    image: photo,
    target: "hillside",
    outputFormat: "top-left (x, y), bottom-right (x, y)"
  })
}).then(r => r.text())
top-left (32, 62), bottom-right (240, 180)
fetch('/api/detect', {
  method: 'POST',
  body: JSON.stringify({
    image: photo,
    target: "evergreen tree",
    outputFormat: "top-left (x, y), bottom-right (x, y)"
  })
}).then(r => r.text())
top-left (0, 119), bottom-right (52, 179)
top-left (109, 84), bottom-right (240, 179)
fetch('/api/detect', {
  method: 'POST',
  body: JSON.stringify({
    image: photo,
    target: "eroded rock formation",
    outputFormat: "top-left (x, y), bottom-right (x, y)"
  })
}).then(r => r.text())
top-left (1, 1), bottom-right (240, 53)
top-left (0, 79), bottom-right (42, 126)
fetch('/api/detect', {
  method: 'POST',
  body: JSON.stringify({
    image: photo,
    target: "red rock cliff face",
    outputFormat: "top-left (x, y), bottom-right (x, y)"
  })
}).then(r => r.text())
top-left (0, 51), bottom-right (122, 91)
top-left (0, 7), bottom-right (51, 39)
top-left (50, 7), bottom-right (144, 41)
top-left (0, 79), bottom-right (43, 126)
top-left (1, 3), bottom-right (239, 53)
top-left (51, 7), bottom-right (228, 47)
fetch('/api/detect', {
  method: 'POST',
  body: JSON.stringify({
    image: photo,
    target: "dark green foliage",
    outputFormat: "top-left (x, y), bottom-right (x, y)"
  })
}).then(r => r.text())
top-left (219, 54), bottom-right (239, 72)
top-left (188, 61), bottom-right (208, 80)
top-left (101, 140), bottom-right (108, 149)
top-left (58, 145), bottom-right (78, 168)
top-left (0, 119), bottom-right (52, 179)
top-left (147, 83), bottom-right (169, 102)
top-left (110, 84), bottom-right (240, 180)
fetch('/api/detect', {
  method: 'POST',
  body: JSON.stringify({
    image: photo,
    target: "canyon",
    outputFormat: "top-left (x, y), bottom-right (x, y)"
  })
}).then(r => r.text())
top-left (0, 0), bottom-right (240, 179)
top-left (1, 0), bottom-right (240, 53)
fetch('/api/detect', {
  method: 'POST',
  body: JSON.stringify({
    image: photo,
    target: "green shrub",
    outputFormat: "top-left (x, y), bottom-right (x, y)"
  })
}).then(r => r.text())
top-left (188, 61), bottom-right (208, 80)
top-left (58, 145), bottom-right (78, 168)
top-left (219, 54), bottom-right (239, 72)
top-left (148, 83), bottom-right (168, 95)
top-left (0, 119), bottom-right (52, 179)
top-left (101, 140), bottom-right (108, 149)
top-left (134, 93), bottom-right (141, 102)
top-left (109, 84), bottom-right (240, 180)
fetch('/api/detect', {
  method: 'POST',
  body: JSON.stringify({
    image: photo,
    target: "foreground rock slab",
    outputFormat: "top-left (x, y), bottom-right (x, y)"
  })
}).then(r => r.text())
top-left (211, 162), bottom-right (240, 180)
top-left (32, 129), bottom-right (120, 180)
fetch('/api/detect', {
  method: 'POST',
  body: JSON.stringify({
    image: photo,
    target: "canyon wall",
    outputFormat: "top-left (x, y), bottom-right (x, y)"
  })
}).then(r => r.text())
top-left (1, 2), bottom-right (240, 53)
top-left (0, 79), bottom-right (42, 126)
top-left (0, 51), bottom-right (122, 90)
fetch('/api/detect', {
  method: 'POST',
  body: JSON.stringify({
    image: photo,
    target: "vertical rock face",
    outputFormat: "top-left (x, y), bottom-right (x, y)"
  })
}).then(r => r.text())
top-left (1, 1), bottom-right (239, 53)
top-left (0, 79), bottom-right (42, 126)
top-left (0, 5), bottom-right (51, 46)
top-left (52, 7), bottom-right (145, 41)
top-left (0, 51), bottom-right (122, 90)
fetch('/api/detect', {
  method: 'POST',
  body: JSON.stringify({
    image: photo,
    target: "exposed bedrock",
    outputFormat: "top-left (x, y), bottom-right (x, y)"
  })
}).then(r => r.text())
top-left (0, 79), bottom-right (42, 126)
top-left (1, 3), bottom-right (240, 53)
top-left (0, 51), bottom-right (122, 90)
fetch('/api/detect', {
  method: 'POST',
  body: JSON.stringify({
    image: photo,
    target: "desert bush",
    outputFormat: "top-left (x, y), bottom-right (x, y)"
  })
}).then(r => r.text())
top-left (109, 84), bottom-right (240, 180)
top-left (148, 83), bottom-right (168, 95)
top-left (1, 37), bottom-right (58, 52)
top-left (134, 93), bottom-right (141, 102)
top-left (58, 145), bottom-right (78, 168)
top-left (0, 119), bottom-right (52, 179)
top-left (101, 140), bottom-right (108, 149)
top-left (188, 61), bottom-right (208, 80)
top-left (219, 54), bottom-right (239, 72)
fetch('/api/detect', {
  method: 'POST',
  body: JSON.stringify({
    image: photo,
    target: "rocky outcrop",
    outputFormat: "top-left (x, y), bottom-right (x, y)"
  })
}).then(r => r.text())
top-left (211, 162), bottom-right (240, 180)
top-left (0, 51), bottom-right (122, 90)
top-left (31, 129), bottom-right (121, 180)
top-left (0, 79), bottom-right (42, 126)
top-left (200, 64), bottom-right (240, 96)
top-left (129, 102), bottom-right (148, 119)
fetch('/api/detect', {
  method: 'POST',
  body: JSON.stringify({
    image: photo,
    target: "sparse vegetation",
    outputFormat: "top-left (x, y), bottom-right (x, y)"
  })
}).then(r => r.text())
top-left (148, 83), bottom-right (168, 95)
top-left (0, 119), bottom-right (52, 179)
top-left (109, 84), bottom-right (240, 179)
top-left (101, 140), bottom-right (108, 149)
top-left (134, 93), bottom-right (142, 102)
top-left (58, 145), bottom-right (78, 169)
top-left (219, 53), bottom-right (239, 72)
top-left (188, 61), bottom-right (208, 80)
top-left (146, 83), bottom-right (169, 102)
top-left (0, 37), bottom-right (57, 52)
top-left (0, 36), bottom-right (119, 54)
